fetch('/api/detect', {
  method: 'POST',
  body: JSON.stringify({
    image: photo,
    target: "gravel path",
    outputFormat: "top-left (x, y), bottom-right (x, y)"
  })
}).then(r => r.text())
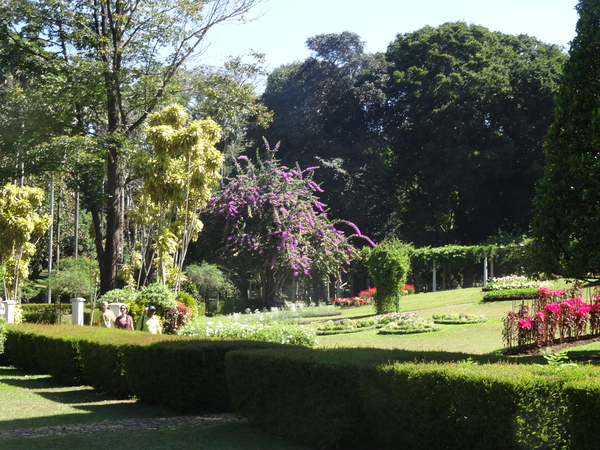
top-left (0, 414), bottom-right (248, 439)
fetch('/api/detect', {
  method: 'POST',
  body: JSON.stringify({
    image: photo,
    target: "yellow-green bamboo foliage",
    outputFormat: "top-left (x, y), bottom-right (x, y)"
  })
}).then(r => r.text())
top-left (0, 184), bottom-right (51, 300)
top-left (129, 104), bottom-right (224, 288)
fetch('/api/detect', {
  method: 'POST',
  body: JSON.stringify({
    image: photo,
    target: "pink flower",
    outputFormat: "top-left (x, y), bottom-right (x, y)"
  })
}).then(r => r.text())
top-left (518, 318), bottom-right (533, 330)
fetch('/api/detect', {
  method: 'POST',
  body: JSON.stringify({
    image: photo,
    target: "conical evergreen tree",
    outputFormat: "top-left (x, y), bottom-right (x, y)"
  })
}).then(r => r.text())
top-left (531, 0), bottom-right (600, 278)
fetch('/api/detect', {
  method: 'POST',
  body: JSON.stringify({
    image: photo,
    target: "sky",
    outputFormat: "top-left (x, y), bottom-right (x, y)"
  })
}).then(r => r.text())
top-left (198, 0), bottom-right (579, 73)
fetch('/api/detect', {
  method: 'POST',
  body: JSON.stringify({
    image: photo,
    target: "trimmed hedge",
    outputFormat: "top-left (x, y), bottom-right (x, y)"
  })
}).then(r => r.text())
top-left (482, 288), bottom-right (539, 301)
top-left (226, 347), bottom-right (600, 450)
top-left (21, 303), bottom-right (72, 324)
top-left (3, 324), bottom-right (284, 413)
top-left (123, 339), bottom-right (283, 413)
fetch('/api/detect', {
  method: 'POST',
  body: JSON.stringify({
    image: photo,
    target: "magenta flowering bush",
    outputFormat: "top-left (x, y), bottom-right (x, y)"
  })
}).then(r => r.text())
top-left (207, 141), bottom-right (374, 308)
top-left (503, 285), bottom-right (600, 349)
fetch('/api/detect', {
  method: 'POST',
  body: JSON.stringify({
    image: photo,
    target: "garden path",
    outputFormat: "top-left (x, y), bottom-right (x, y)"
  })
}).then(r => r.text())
top-left (0, 414), bottom-right (247, 439)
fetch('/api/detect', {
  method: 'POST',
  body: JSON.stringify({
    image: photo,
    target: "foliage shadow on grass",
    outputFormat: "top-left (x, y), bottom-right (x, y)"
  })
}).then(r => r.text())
top-left (0, 367), bottom-right (179, 431)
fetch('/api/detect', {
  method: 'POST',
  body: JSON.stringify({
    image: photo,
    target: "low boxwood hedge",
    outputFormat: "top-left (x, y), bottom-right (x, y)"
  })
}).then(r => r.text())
top-left (2, 323), bottom-right (285, 413)
top-left (226, 347), bottom-right (600, 450)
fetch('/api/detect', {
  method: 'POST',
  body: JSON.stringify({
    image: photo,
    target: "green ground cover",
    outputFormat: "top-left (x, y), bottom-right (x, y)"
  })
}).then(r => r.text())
top-left (315, 279), bottom-right (575, 354)
top-left (0, 367), bottom-right (311, 450)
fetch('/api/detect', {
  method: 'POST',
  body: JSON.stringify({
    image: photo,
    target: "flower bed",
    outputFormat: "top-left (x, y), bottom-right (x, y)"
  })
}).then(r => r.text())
top-left (401, 284), bottom-right (416, 295)
top-left (333, 287), bottom-right (375, 308)
top-left (313, 317), bottom-right (380, 335)
top-left (313, 312), bottom-right (433, 335)
top-left (179, 319), bottom-right (318, 347)
top-left (377, 314), bottom-right (441, 335)
top-left (483, 275), bottom-right (550, 291)
top-left (432, 313), bottom-right (488, 324)
top-left (503, 284), bottom-right (600, 350)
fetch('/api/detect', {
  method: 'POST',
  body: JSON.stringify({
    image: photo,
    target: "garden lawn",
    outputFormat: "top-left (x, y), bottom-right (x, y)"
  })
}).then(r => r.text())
top-left (316, 280), bottom-right (578, 354)
top-left (0, 423), bottom-right (312, 450)
top-left (0, 367), bottom-right (311, 450)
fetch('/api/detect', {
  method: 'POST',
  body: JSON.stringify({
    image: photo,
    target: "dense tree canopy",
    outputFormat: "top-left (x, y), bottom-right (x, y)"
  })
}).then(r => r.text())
top-left (258, 32), bottom-right (391, 237)
top-left (531, 0), bottom-right (600, 280)
top-left (382, 22), bottom-right (566, 247)
top-left (0, 0), bottom-right (263, 294)
top-left (258, 26), bottom-right (565, 248)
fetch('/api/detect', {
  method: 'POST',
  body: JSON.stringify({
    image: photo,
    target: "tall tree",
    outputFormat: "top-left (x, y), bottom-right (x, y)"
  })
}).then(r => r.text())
top-left (2, 0), bottom-right (263, 294)
top-left (258, 32), bottom-right (391, 238)
top-left (128, 104), bottom-right (223, 290)
top-left (382, 22), bottom-right (565, 246)
top-left (531, 0), bottom-right (600, 279)
top-left (184, 52), bottom-right (273, 163)
top-left (0, 183), bottom-right (50, 300)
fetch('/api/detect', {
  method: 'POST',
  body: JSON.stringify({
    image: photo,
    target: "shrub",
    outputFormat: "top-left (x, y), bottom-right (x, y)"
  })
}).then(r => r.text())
top-left (162, 300), bottom-right (192, 334)
top-left (99, 287), bottom-right (138, 305)
top-left (366, 238), bottom-right (412, 313)
top-left (483, 288), bottom-right (539, 301)
top-left (176, 291), bottom-right (198, 318)
top-left (0, 317), bottom-right (7, 354)
top-left (184, 262), bottom-right (237, 300)
top-left (130, 283), bottom-right (177, 320)
top-left (45, 256), bottom-right (99, 301)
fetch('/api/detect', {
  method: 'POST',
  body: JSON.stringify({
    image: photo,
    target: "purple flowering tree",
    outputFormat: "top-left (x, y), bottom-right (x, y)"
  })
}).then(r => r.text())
top-left (207, 142), bottom-right (374, 308)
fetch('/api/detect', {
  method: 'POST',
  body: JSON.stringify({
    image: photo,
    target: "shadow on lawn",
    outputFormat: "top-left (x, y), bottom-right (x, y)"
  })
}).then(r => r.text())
top-left (0, 366), bottom-right (179, 431)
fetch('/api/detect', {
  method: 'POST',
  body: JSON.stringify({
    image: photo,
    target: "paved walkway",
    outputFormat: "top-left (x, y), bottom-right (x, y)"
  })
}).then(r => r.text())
top-left (0, 414), bottom-right (247, 439)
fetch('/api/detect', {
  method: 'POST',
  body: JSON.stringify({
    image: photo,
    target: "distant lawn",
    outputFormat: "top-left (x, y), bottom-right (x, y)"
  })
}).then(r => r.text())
top-left (317, 290), bottom-right (508, 354)
top-left (316, 279), bottom-right (584, 355)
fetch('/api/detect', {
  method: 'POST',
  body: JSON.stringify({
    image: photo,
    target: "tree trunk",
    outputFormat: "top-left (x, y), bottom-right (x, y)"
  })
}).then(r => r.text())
top-left (100, 141), bottom-right (122, 294)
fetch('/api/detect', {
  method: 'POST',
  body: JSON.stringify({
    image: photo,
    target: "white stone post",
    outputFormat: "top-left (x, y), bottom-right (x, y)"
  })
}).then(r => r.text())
top-left (432, 260), bottom-right (437, 293)
top-left (71, 297), bottom-right (86, 326)
top-left (483, 256), bottom-right (488, 288)
top-left (108, 303), bottom-right (123, 318)
top-left (1, 300), bottom-right (15, 324)
top-left (490, 256), bottom-right (494, 280)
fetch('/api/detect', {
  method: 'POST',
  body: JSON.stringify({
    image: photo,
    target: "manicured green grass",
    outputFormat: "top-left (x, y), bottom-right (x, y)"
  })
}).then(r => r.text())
top-left (317, 279), bottom-right (584, 354)
top-left (0, 368), bottom-right (179, 430)
top-left (0, 367), bottom-right (311, 450)
top-left (0, 422), bottom-right (312, 450)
